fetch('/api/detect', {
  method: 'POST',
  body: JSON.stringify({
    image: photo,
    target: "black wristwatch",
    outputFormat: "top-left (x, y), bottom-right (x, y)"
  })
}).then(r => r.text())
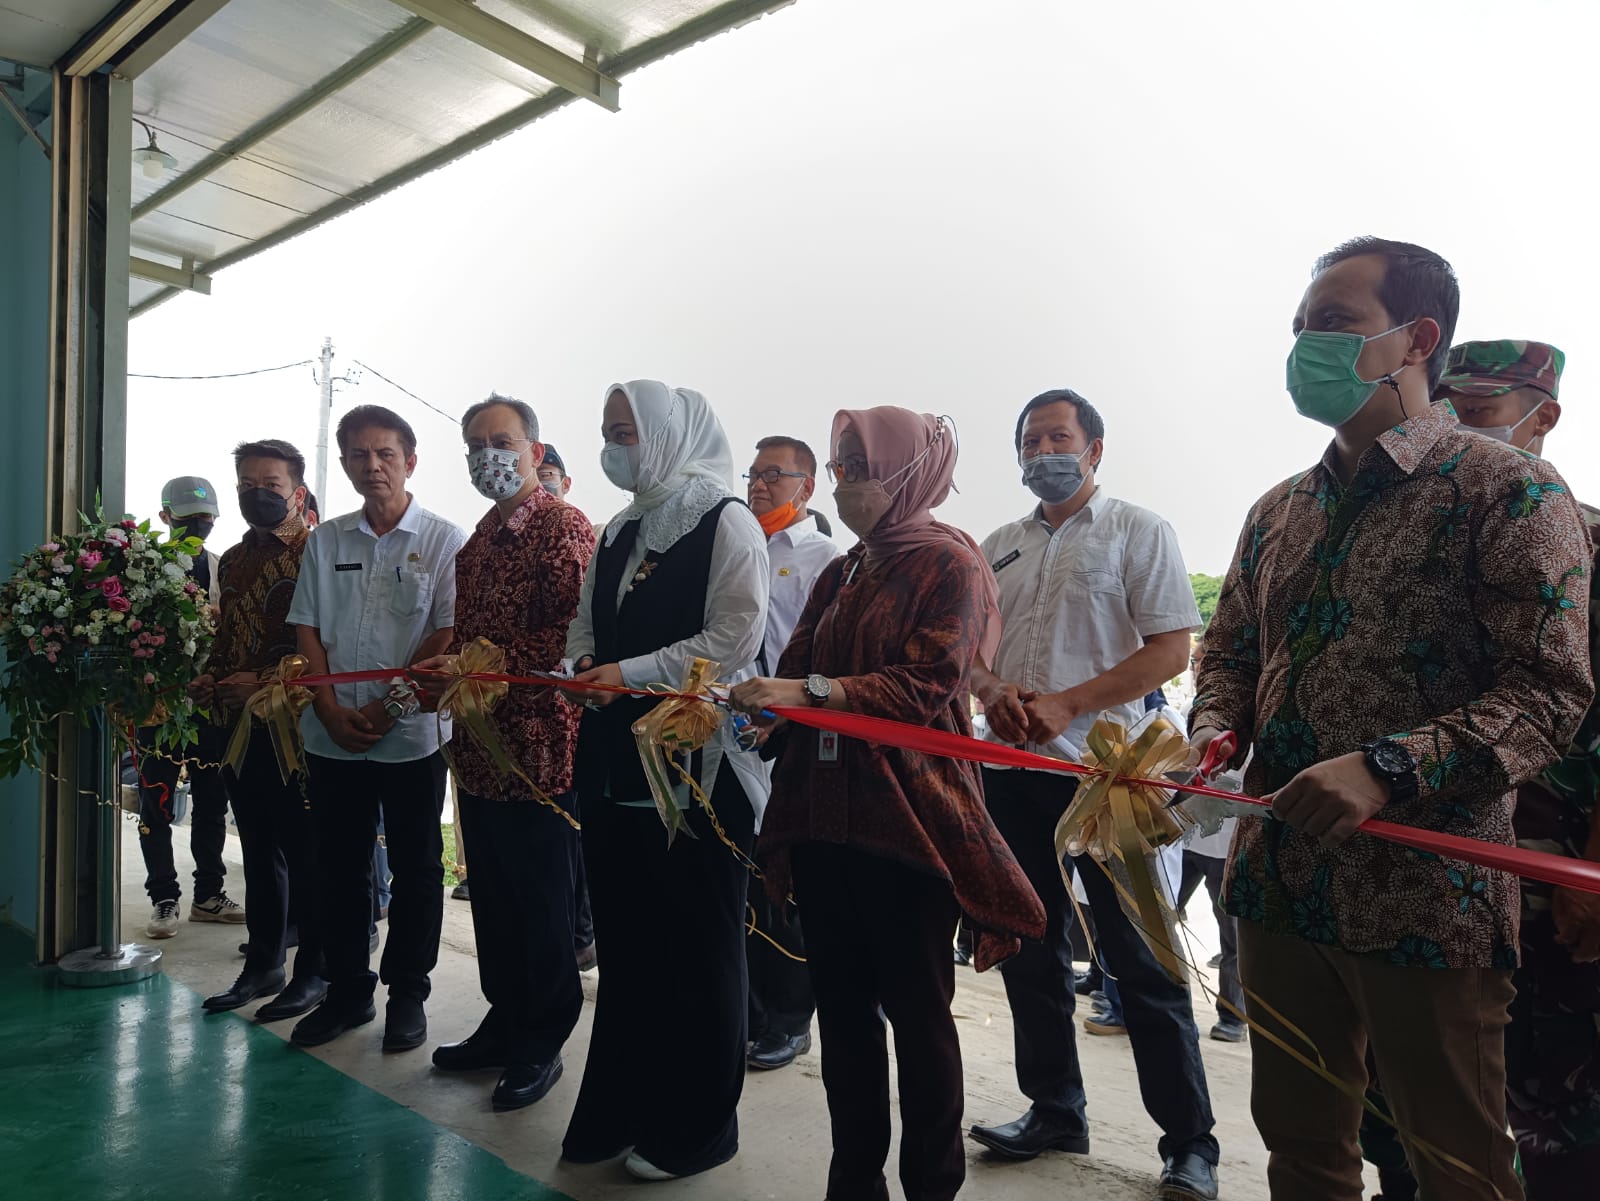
top-left (804, 674), bottom-right (832, 706)
top-left (1360, 738), bottom-right (1418, 804)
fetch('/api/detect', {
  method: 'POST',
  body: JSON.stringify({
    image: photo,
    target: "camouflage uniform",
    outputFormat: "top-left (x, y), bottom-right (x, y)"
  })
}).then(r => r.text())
top-left (1442, 341), bottom-right (1600, 1198)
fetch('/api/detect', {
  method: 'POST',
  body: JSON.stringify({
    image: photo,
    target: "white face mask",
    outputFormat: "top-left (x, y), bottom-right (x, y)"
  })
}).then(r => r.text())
top-left (1459, 399), bottom-right (1544, 447)
top-left (466, 446), bottom-right (525, 500)
top-left (601, 442), bottom-right (641, 491)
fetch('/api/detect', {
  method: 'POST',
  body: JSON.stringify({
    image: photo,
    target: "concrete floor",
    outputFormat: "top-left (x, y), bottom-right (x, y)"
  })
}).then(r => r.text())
top-left (112, 809), bottom-right (1378, 1200)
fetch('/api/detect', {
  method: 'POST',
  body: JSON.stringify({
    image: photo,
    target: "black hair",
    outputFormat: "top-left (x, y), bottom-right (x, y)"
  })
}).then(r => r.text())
top-left (1013, 389), bottom-right (1106, 463)
top-left (336, 404), bottom-right (417, 457)
top-left (461, 393), bottom-right (539, 442)
top-left (232, 438), bottom-right (306, 486)
top-left (754, 435), bottom-right (818, 479)
top-left (1313, 237), bottom-right (1460, 392)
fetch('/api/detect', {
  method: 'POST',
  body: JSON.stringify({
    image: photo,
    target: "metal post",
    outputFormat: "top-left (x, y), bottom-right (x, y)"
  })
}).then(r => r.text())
top-left (314, 336), bottom-right (334, 503)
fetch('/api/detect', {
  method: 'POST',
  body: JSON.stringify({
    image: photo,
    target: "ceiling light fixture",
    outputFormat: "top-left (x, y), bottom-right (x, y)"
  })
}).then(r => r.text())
top-left (131, 118), bottom-right (177, 179)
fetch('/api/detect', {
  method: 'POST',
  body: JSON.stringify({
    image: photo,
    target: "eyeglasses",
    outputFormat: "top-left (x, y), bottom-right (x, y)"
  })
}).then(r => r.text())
top-left (464, 437), bottom-right (530, 454)
top-left (742, 468), bottom-right (808, 486)
top-left (823, 456), bottom-right (871, 484)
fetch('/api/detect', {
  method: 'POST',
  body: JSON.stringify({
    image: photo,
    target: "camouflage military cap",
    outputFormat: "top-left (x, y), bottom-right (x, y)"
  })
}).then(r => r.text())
top-left (1436, 339), bottom-right (1565, 400)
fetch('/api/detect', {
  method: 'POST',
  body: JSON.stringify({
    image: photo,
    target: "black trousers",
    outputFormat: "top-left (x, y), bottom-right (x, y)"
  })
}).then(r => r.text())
top-left (564, 774), bottom-right (753, 1175)
top-left (983, 768), bottom-right (1220, 1164)
top-left (308, 752), bottom-right (446, 1009)
top-left (458, 788), bottom-right (583, 1066)
top-left (747, 871), bottom-right (815, 1038)
top-left (1178, 849), bottom-right (1243, 1020)
top-left (223, 726), bottom-right (323, 980)
top-left (793, 842), bottom-right (964, 1201)
top-left (572, 847), bottom-right (594, 951)
top-left (136, 723), bottom-right (229, 904)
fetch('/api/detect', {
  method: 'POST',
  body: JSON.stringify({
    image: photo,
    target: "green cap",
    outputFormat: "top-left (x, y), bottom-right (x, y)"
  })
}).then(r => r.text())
top-left (161, 476), bottom-right (220, 517)
top-left (1436, 340), bottom-right (1565, 401)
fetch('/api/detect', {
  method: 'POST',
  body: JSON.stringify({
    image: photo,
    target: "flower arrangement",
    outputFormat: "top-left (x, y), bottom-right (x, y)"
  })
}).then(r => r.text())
top-left (0, 513), bottom-right (216, 776)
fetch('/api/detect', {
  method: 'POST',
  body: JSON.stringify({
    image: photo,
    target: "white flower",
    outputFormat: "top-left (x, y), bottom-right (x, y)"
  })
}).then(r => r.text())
top-left (19, 624), bottom-right (35, 637)
top-left (183, 639), bottom-right (196, 656)
top-left (161, 563), bottom-right (185, 582)
top-left (53, 606), bottom-right (68, 618)
top-left (87, 631), bottom-right (100, 645)
top-left (125, 568), bottom-right (144, 583)
top-left (173, 551), bottom-right (193, 571)
top-left (107, 611), bottom-right (124, 624)
top-left (128, 534), bottom-right (147, 552)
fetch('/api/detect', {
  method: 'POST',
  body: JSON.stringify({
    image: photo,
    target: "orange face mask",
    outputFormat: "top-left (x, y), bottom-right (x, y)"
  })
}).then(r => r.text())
top-left (757, 502), bottom-right (799, 536)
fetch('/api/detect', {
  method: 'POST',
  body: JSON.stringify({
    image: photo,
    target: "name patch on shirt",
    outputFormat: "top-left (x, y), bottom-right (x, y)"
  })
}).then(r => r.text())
top-left (990, 549), bottom-right (1021, 573)
top-left (335, 562), bottom-right (363, 572)
top-left (818, 729), bottom-right (839, 762)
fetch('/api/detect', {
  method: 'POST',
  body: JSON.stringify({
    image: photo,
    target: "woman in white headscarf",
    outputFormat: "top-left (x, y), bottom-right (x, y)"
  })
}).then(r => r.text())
top-left (561, 380), bottom-right (769, 1183)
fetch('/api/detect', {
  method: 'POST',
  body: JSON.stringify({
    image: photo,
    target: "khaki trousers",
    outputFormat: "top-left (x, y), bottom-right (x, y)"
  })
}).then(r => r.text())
top-left (1238, 921), bottom-right (1521, 1201)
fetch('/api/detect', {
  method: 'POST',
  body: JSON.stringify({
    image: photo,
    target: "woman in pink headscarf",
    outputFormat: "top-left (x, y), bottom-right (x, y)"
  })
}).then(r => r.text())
top-left (731, 406), bottom-right (1046, 1201)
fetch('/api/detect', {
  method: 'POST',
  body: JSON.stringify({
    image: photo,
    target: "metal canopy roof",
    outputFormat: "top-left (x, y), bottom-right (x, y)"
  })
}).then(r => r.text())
top-left (1, 0), bottom-right (793, 317)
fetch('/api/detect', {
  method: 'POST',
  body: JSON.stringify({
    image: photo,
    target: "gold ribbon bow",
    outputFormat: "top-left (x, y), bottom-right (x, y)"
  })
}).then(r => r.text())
top-left (632, 656), bottom-right (727, 846)
top-left (1054, 714), bottom-right (1193, 983)
top-left (225, 654), bottom-right (313, 783)
top-left (437, 637), bottom-right (579, 831)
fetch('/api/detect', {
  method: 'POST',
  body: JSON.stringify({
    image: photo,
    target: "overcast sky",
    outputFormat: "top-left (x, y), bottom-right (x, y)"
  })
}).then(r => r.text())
top-left (127, 0), bottom-right (1600, 575)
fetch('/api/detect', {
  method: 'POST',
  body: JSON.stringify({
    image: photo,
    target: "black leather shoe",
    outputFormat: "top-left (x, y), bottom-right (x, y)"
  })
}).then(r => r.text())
top-left (291, 999), bottom-right (377, 1047)
top-left (747, 1030), bottom-right (811, 1071)
top-left (255, 976), bottom-right (328, 1024)
top-left (203, 967), bottom-right (287, 1013)
top-left (492, 1058), bottom-right (563, 1111)
top-left (382, 996), bottom-right (428, 1052)
top-left (969, 1109), bottom-right (1090, 1161)
top-left (1158, 1152), bottom-right (1219, 1200)
top-left (432, 1032), bottom-right (510, 1072)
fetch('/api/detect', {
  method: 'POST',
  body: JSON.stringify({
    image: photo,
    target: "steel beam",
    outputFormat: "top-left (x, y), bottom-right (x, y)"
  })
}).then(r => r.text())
top-left (388, 0), bottom-right (620, 111)
top-left (61, 0), bottom-right (185, 77)
top-left (129, 254), bottom-right (211, 293)
top-left (113, 0), bottom-right (235, 79)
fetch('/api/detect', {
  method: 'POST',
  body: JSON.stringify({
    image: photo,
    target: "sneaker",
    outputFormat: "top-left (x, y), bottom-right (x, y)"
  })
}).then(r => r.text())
top-left (451, 879), bottom-right (470, 901)
top-left (147, 899), bottom-right (181, 939)
top-left (190, 893), bottom-right (247, 924)
top-left (1209, 1018), bottom-right (1247, 1043)
top-left (1207, 952), bottom-right (1223, 970)
top-left (1083, 1013), bottom-right (1128, 1036)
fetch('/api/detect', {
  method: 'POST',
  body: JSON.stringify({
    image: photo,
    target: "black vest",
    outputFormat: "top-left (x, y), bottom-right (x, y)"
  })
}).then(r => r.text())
top-left (576, 497), bottom-right (739, 802)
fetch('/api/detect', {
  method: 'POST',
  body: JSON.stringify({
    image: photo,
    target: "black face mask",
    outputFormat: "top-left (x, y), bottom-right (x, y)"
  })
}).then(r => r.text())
top-left (181, 516), bottom-right (216, 542)
top-left (239, 488), bottom-right (290, 530)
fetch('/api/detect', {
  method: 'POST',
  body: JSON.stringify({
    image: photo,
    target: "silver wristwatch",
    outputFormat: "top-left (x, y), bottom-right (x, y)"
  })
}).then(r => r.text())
top-left (804, 673), bottom-right (832, 706)
top-left (383, 678), bottom-right (420, 721)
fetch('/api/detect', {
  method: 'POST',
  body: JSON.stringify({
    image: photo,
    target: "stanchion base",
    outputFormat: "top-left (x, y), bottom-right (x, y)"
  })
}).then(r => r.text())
top-left (57, 943), bottom-right (163, 988)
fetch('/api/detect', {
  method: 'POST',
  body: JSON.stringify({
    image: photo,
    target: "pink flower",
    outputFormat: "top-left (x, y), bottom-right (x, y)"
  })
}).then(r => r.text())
top-left (183, 582), bottom-right (199, 596)
top-left (99, 576), bottom-right (123, 599)
top-left (143, 672), bottom-right (156, 685)
top-left (129, 619), bottom-right (142, 632)
top-left (40, 542), bottom-right (60, 553)
top-left (46, 651), bottom-right (58, 664)
top-left (121, 520), bottom-right (137, 531)
top-left (107, 595), bottom-right (132, 613)
top-left (76, 550), bottom-right (102, 569)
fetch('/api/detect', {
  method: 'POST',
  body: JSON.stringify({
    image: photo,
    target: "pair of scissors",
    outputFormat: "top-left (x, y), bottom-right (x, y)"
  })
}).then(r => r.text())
top-left (1162, 731), bottom-right (1263, 835)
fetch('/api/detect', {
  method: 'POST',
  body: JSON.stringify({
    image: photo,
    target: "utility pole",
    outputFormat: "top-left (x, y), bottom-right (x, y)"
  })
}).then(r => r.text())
top-left (314, 337), bottom-right (335, 503)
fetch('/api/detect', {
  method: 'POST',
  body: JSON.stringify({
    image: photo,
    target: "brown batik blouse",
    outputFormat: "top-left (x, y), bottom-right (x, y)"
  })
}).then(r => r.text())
top-left (1193, 401), bottom-right (1594, 969)
top-left (451, 488), bottom-right (595, 800)
top-left (759, 540), bottom-right (1047, 969)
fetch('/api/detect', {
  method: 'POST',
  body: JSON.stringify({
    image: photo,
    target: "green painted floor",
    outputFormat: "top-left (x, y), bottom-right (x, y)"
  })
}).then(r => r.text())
top-left (0, 928), bottom-right (572, 1201)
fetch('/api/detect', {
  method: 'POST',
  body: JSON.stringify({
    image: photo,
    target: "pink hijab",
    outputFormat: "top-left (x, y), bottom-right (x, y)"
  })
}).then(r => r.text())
top-left (832, 406), bottom-right (1002, 664)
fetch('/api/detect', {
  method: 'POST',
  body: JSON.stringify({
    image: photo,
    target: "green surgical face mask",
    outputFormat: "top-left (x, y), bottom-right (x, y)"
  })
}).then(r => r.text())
top-left (1285, 322), bottom-right (1413, 427)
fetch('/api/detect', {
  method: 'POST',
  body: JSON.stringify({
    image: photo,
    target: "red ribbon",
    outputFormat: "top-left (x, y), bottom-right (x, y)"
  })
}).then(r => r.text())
top-left (283, 665), bottom-right (1600, 896)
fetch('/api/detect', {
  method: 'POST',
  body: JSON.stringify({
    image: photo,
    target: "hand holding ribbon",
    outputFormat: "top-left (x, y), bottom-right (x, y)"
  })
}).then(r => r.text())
top-left (631, 656), bottom-right (729, 845)
top-left (428, 637), bottom-right (579, 831)
top-left (224, 654), bottom-right (313, 783)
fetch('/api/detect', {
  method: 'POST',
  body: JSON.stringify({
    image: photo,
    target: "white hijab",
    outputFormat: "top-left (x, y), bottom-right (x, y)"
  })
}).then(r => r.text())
top-left (603, 380), bottom-right (738, 552)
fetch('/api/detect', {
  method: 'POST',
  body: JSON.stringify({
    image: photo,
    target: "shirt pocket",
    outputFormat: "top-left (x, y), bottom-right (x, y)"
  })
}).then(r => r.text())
top-left (1062, 566), bottom-right (1125, 599)
top-left (389, 569), bottom-right (432, 619)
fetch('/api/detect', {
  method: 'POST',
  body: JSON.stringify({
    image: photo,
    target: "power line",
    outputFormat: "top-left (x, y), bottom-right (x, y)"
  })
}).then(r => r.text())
top-left (350, 359), bottom-right (455, 424)
top-left (129, 359), bottom-right (313, 380)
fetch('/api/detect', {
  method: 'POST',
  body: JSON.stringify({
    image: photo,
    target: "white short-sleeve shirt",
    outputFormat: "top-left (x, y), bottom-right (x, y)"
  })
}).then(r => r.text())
top-left (979, 488), bottom-right (1200, 760)
top-left (288, 497), bottom-right (465, 763)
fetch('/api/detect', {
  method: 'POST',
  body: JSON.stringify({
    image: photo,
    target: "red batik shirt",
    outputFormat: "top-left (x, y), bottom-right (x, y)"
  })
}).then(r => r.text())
top-left (450, 488), bottom-right (595, 799)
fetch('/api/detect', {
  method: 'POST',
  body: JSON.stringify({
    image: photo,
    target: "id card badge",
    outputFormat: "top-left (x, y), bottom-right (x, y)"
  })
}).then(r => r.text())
top-left (818, 729), bottom-right (839, 762)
